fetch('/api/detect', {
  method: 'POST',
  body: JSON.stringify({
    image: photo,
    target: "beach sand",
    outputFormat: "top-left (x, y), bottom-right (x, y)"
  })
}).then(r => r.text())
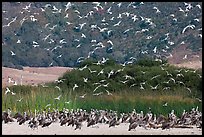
top-left (2, 121), bottom-right (202, 135)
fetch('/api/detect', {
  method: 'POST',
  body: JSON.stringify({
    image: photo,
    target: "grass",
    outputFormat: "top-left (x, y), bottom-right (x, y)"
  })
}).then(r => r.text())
top-left (2, 59), bottom-right (202, 116)
top-left (2, 85), bottom-right (201, 116)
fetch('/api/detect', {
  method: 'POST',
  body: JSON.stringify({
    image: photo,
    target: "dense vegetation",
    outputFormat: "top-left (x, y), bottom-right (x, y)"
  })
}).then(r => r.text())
top-left (2, 59), bottom-right (202, 116)
top-left (2, 2), bottom-right (202, 68)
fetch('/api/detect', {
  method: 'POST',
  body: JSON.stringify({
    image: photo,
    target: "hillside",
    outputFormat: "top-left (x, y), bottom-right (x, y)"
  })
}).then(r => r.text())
top-left (2, 66), bottom-right (72, 88)
top-left (2, 2), bottom-right (202, 69)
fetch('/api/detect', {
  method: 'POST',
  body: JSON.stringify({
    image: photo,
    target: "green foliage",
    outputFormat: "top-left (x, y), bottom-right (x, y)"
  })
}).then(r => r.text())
top-left (2, 58), bottom-right (202, 116)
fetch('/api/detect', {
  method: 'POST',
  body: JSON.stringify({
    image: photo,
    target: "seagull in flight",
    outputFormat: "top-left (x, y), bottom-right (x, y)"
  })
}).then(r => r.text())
top-left (5, 87), bottom-right (11, 94)
top-left (55, 86), bottom-right (61, 91)
top-left (83, 77), bottom-right (88, 83)
top-left (79, 93), bottom-right (86, 99)
top-left (11, 91), bottom-right (16, 95)
top-left (54, 95), bottom-right (61, 100)
top-left (163, 102), bottom-right (168, 107)
top-left (150, 84), bottom-right (159, 90)
top-left (10, 51), bottom-right (16, 56)
top-left (73, 84), bottom-right (79, 91)
top-left (17, 98), bottom-right (23, 102)
top-left (107, 40), bottom-right (113, 46)
top-left (93, 92), bottom-right (103, 96)
top-left (45, 104), bottom-right (51, 108)
top-left (105, 90), bottom-right (113, 96)
top-left (185, 87), bottom-right (191, 93)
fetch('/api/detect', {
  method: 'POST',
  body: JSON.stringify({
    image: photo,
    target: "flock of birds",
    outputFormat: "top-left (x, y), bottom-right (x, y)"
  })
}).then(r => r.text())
top-left (2, 107), bottom-right (202, 131)
top-left (4, 56), bottom-right (202, 103)
top-left (2, 2), bottom-right (202, 134)
top-left (2, 2), bottom-right (202, 67)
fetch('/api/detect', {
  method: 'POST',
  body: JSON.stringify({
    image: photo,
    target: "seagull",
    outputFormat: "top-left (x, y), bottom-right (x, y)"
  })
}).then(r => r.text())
top-left (185, 87), bottom-right (191, 93)
top-left (113, 21), bottom-right (121, 27)
top-left (166, 71), bottom-right (173, 77)
top-left (182, 25), bottom-right (195, 34)
top-left (176, 73), bottom-right (184, 77)
top-left (45, 104), bottom-right (51, 108)
top-left (10, 51), bottom-right (16, 56)
top-left (83, 77), bottom-right (88, 83)
top-left (17, 39), bottom-right (21, 43)
top-left (17, 98), bottom-right (23, 102)
top-left (108, 70), bottom-right (114, 78)
top-left (107, 40), bottom-right (113, 46)
top-left (65, 2), bottom-right (72, 12)
top-left (79, 65), bottom-right (87, 71)
top-left (81, 33), bottom-right (86, 38)
top-left (93, 92), bottom-right (103, 96)
top-left (150, 84), bottom-right (159, 90)
top-left (64, 13), bottom-right (69, 18)
top-left (5, 87), bottom-right (11, 95)
top-left (11, 91), bottom-right (16, 96)
top-left (196, 4), bottom-right (201, 9)
top-left (49, 62), bottom-right (53, 67)
top-left (178, 7), bottom-right (185, 12)
top-left (73, 84), bottom-right (79, 91)
top-left (151, 75), bottom-right (160, 80)
top-left (97, 69), bottom-right (104, 76)
top-left (79, 93), bottom-right (86, 99)
top-left (105, 90), bottom-right (113, 96)
top-left (55, 86), bottom-right (61, 91)
top-left (163, 87), bottom-right (170, 90)
top-left (65, 101), bottom-right (71, 104)
top-left (120, 80), bottom-right (129, 84)
top-left (93, 85), bottom-right (102, 92)
top-left (195, 98), bottom-right (202, 102)
top-left (170, 78), bottom-right (175, 83)
top-left (88, 68), bottom-right (97, 73)
top-left (153, 46), bottom-right (157, 53)
top-left (54, 95), bottom-right (61, 100)
top-left (130, 83), bottom-right (137, 87)
top-left (102, 83), bottom-right (109, 87)
top-left (57, 54), bottom-right (62, 58)
top-left (153, 6), bottom-right (160, 13)
top-left (163, 102), bottom-right (168, 107)
top-left (183, 54), bottom-right (187, 59)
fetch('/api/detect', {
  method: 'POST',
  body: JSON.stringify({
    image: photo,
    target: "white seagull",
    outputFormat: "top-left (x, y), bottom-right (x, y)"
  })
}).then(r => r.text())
top-left (54, 95), bottom-right (61, 100)
top-left (10, 51), bottom-right (16, 56)
top-left (73, 84), bottom-right (79, 91)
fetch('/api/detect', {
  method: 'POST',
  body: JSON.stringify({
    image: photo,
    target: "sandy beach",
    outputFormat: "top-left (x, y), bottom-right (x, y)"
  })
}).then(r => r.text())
top-left (2, 121), bottom-right (202, 135)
